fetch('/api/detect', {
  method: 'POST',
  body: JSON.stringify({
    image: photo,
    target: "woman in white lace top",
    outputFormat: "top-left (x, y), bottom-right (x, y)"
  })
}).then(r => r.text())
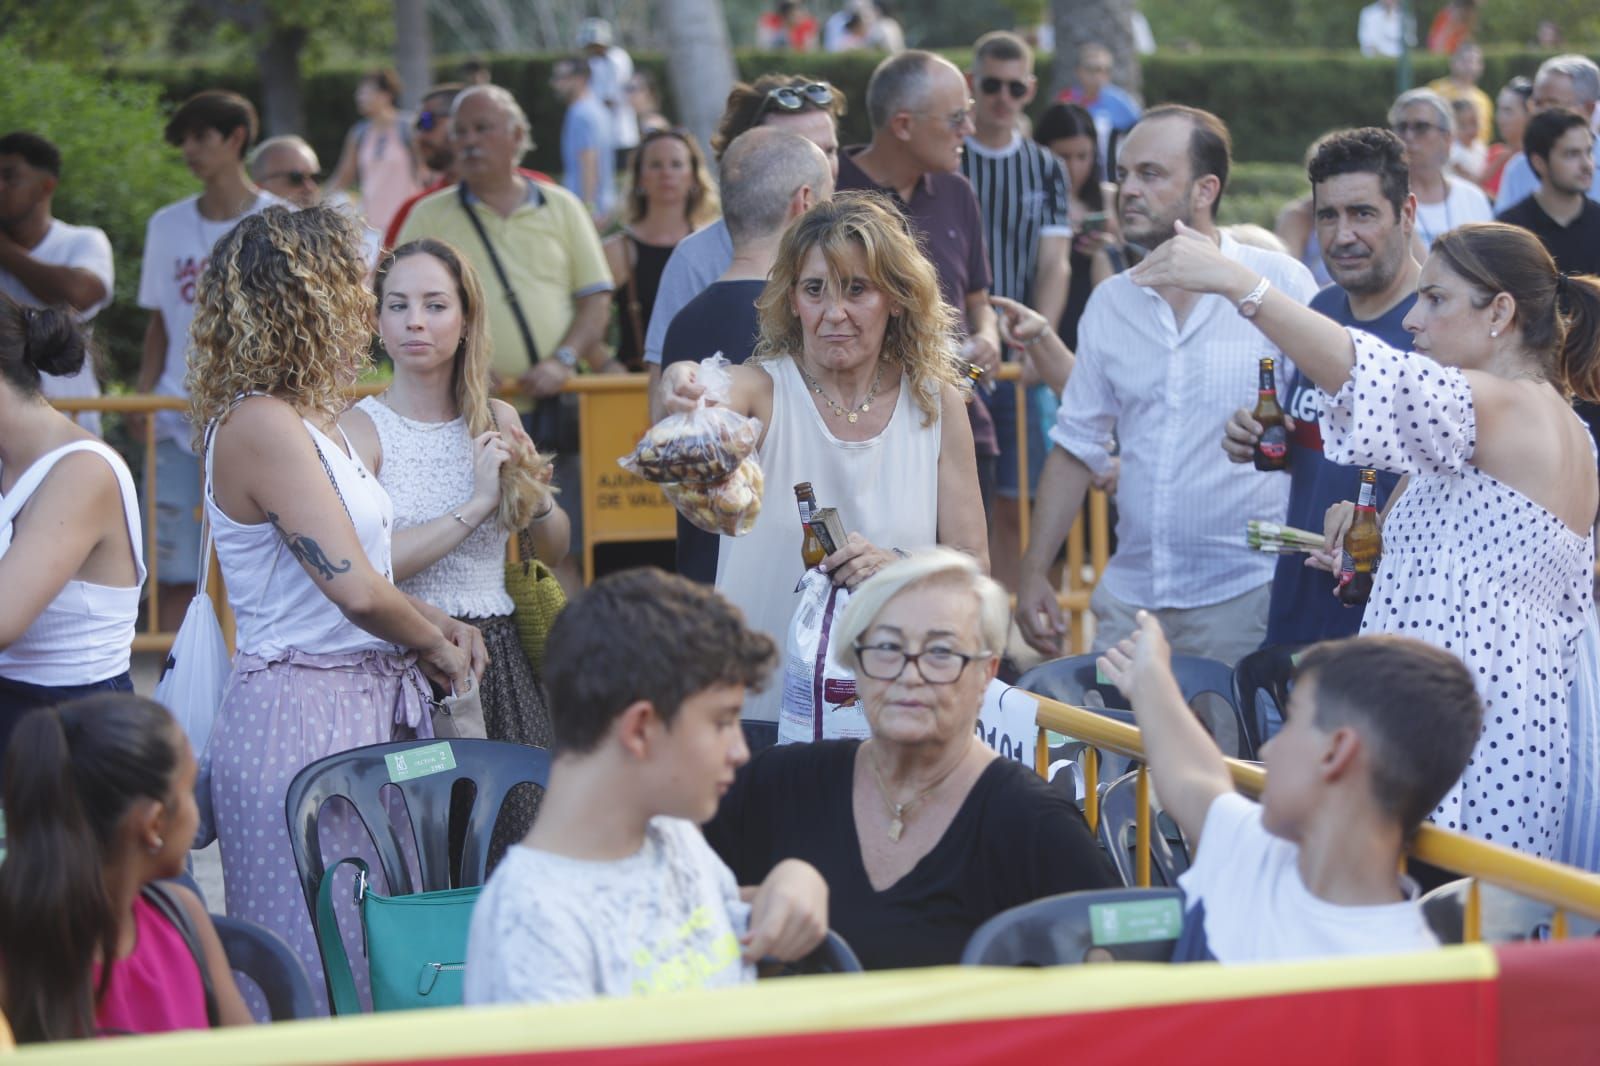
top-left (344, 238), bottom-right (569, 862)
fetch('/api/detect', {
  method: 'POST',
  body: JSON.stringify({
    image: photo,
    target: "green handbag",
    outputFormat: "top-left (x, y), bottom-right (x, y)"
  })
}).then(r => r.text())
top-left (506, 529), bottom-right (566, 672)
top-left (315, 857), bottom-right (481, 1014)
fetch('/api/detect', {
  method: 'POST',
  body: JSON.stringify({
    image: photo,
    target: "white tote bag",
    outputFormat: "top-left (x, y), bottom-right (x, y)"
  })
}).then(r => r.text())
top-left (152, 520), bottom-right (230, 762)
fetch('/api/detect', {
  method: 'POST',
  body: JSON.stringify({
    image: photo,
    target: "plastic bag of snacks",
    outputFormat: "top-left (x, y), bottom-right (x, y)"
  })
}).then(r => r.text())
top-left (620, 354), bottom-right (761, 484)
top-left (622, 353), bottom-right (766, 536)
top-left (662, 457), bottom-right (765, 537)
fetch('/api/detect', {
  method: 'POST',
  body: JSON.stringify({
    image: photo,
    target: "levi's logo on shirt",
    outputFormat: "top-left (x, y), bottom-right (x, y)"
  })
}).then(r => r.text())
top-left (1287, 378), bottom-right (1324, 452)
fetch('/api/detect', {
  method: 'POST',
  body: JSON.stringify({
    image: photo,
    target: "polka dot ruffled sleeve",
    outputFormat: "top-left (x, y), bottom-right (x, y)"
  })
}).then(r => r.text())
top-left (1320, 328), bottom-right (1477, 477)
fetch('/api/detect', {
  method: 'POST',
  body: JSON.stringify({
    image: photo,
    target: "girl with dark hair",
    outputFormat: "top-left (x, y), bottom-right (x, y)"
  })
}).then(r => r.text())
top-left (603, 129), bottom-right (720, 371)
top-left (1133, 219), bottom-right (1600, 860)
top-left (0, 297), bottom-right (144, 747)
top-left (325, 67), bottom-right (424, 236)
top-left (0, 694), bottom-right (250, 1041)
top-left (1033, 102), bottom-right (1125, 345)
top-left (344, 239), bottom-right (569, 862)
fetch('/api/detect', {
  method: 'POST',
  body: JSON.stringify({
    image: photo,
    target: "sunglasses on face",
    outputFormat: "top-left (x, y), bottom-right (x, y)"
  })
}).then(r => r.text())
top-left (416, 109), bottom-right (442, 132)
top-left (759, 82), bottom-right (834, 116)
top-left (979, 77), bottom-right (1029, 100)
top-left (1392, 121), bottom-right (1442, 137)
top-left (263, 170), bottom-right (321, 186)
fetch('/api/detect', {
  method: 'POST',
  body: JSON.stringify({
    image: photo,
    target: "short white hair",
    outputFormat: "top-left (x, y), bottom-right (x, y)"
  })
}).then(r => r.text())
top-left (831, 548), bottom-right (1009, 673)
top-left (452, 84), bottom-right (533, 159)
top-left (248, 134), bottom-right (318, 178)
top-left (1538, 54), bottom-right (1600, 106)
top-left (1389, 88), bottom-right (1454, 135)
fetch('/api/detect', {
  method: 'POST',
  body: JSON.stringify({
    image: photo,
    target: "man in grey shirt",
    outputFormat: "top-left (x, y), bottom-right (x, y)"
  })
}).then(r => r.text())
top-left (643, 74), bottom-right (844, 393)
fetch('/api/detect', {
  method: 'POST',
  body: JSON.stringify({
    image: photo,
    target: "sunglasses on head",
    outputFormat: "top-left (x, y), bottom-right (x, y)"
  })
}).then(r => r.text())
top-left (979, 77), bottom-right (1029, 100)
top-left (759, 82), bottom-right (834, 116)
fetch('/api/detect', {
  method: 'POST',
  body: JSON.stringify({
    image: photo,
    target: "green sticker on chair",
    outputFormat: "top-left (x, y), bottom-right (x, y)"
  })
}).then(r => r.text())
top-left (385, 743), bottom-right (457, 784)
top-left (1089, 898), bottom-right (1183, 946)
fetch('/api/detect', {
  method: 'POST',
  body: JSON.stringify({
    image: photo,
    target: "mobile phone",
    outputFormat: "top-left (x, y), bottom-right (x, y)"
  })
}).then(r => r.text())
top-left (1082, 212), bottom-right (1109, 235)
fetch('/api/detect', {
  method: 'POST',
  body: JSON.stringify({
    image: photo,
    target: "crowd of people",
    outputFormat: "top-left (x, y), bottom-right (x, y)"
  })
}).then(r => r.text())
top-left (0, 16), bottom-right (1596, 1047)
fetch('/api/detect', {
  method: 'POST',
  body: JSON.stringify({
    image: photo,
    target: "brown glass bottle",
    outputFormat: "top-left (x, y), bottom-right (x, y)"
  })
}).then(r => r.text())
top-left (795, 482), bottom-right (825, 569)
top-left (1337, 469), bottom-right (1382, 607)
top-left (1251, 357), bottom-right (1290, 472)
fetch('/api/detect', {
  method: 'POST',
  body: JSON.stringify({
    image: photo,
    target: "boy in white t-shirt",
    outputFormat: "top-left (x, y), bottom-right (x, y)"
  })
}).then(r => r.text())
top-left (465, 569), bottom-right (828, 1005)
top-left (1098, 611), bottom-right (1483, 964)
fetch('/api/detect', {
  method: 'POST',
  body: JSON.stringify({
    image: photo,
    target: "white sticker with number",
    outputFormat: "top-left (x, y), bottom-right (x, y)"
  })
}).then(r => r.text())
top-left (975, 679), bottom-right (1039, 766)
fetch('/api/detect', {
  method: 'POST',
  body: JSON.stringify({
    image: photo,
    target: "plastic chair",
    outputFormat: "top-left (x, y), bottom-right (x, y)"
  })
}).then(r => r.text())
top-left (1097, 770), bottom-right (1190, 888)
top-left (1017, 653), bottom-right (1250, 759)
top-left (1231, 644), bottom-right (1306, 758)
top-left (1419, 878), bottom-right (1600, 945)
top-left (285, 738), bottom-right (552, 912)
top-left (213, 914), bottom-right (317, 1021)
top-left (766, 930), bottom-right (865, 976)
top-left (961, 887), bottom-right (1184, 966)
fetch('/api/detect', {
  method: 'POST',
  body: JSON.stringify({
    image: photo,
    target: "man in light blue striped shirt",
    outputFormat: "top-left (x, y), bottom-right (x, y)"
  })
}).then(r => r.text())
top-left (1017, 105), bottom-right (1316, 668)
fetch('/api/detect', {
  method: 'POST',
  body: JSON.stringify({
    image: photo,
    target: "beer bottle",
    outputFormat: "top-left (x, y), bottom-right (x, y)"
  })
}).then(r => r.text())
top-left (795, 482), bottom-right (825, 569)
top-left (1337, 469), bottom-right (1382, 607)
top-left (1251, 357), bottom-right (1290, 472)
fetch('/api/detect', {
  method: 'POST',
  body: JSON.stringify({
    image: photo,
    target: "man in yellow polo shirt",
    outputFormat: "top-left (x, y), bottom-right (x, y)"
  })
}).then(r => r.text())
top-left (399, 84), bottom-right (613, 580)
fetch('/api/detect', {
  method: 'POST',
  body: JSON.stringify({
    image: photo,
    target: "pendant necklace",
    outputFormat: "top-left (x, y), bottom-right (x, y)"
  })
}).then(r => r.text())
top-left (797, 360), bottom-right (884, 424)
top-left (866, 743), bottom-right (966, 843)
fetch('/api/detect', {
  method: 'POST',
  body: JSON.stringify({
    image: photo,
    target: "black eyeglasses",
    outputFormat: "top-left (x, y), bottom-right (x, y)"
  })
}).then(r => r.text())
top-left (853, 642), bottom-right (992, 684)
top-left (759, 82), bottom-right (835, 117)
top-left (1392, 121), bottom-right (1443, 137)
top-left (979, 76), bottom-right (1029, 100)
top-left (262, 169), bottom-right (321, 186)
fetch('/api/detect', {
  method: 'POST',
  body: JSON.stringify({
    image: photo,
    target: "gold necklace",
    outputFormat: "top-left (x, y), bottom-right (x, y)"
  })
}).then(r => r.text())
top-left (865, 742), bottom-right (967, 843)
top-left (797, 360), bottom-right (885, 425)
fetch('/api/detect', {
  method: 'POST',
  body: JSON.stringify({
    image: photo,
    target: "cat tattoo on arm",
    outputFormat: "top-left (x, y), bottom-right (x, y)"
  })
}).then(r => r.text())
top-left (267, 512), bottom-right (353, 581)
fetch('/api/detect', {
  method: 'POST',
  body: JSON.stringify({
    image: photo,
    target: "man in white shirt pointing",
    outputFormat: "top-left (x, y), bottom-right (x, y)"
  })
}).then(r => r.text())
top-left (1017, 106), bottom-right (1315, 667)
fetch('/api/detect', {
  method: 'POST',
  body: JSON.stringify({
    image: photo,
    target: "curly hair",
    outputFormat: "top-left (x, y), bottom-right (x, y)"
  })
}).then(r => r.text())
top-left (753, 191), bottom-right (959, 425)
top-left (624, 128), bottom-right (720, 229)
top-left (374, 239), bottom-right (555, 529)
top-left (188, 205), bottom-right (371, 448)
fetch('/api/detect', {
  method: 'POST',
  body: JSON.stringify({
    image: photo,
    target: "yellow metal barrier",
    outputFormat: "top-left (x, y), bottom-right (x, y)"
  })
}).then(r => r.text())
top-left (1030, 695), bottom-right (1600, 939)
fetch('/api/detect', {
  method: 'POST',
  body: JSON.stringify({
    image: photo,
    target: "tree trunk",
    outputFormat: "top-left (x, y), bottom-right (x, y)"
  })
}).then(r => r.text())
top-left (1049, 0), bottom-right (1140, 100)
top-left (393, 0), bottom-right (433, 110)
top-left (658, 0), bottom-right (738, 156)
top-left (256, 25), bottom-right (307, 137)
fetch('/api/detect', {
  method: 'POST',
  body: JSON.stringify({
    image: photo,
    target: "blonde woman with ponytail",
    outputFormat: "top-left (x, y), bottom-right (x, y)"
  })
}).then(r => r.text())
top-left (344, 238), bottom-right (569, 862)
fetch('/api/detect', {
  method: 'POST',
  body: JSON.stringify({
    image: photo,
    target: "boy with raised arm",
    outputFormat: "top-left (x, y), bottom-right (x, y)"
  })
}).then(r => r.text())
top-left (465, 569), bottom-right (827, 1004)
top-left (1097, 611), bottom-right (1482, 963)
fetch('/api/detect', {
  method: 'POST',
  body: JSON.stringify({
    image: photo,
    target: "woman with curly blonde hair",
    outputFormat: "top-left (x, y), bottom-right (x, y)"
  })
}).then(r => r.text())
top-left (188, 205), bottom-right (485, 1015)
top-left (656, 191), bottom-right (987, 732)
top-left (343, 238), bottom-right (569, 863)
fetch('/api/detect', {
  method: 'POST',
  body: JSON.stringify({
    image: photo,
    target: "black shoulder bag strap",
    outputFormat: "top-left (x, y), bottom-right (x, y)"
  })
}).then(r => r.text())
top-left (457, 182), bottom-right (540, 367)
top-left (141, 881), bottom-right (220, 1028)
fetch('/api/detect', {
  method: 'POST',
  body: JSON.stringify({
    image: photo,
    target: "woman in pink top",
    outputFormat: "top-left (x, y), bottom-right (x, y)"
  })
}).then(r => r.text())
top-left (0, 694), bottom-right (250, 1042)
top-left (326, 68), bottom-right (424, 235)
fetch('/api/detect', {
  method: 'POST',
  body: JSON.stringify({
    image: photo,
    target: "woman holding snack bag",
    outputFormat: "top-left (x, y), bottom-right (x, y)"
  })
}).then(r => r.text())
top-left (653, 193), bottom-right (988, 740)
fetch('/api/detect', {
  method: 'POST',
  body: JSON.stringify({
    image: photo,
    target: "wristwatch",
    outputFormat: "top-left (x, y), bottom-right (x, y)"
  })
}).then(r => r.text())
top-left (1237, 276), bottom-right (1271, 319)
top-left (553, 345), bottom-right (579, 369)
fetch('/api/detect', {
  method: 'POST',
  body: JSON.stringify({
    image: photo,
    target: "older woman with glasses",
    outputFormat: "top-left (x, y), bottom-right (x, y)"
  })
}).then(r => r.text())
top-left (1390, 88), bottom-right (1492, 248)
top-left (703, 548), bottom-right (1115, 970)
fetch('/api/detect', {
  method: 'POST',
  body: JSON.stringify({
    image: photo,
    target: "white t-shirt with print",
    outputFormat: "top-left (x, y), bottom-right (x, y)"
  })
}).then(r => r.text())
top-left (464, 816), bottom-right (755, 1005)
top-left (0, 219), bottom-right (115, 432)
top-left (137, 192), bottom-right (282, 450)
top-left (1174, 792), bottom-right (1438, 964)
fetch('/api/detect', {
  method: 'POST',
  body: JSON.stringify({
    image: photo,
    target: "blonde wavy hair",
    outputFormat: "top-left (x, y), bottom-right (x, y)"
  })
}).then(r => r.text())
top-left (754, 191), bottom-right (960, 424)
top-left (188, 205), bottom-right (370, 447)
top-left (624, 128), bottom-right (720, 229)
top-left (374, 239), bottom-right (555, 529)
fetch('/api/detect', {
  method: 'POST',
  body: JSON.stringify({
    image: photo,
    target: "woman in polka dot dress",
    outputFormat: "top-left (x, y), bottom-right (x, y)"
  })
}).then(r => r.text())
top-left (1132, 220), bottom-right (1600, 859)
top-left (187, 206), bottom-right (486, 1013)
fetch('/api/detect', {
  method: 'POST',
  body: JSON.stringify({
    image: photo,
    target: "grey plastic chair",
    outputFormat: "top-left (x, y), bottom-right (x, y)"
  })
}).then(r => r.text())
top-left (1097, 770), bottom-right (1190, 888)
top-left (962, 887), bottom-right (1184, 966)
top-left (213, 913), bottom-right (317, 1021)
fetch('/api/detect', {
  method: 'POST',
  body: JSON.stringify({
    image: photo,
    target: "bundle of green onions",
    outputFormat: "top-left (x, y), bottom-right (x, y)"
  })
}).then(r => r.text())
top-left (1246, 520), bottom-right (1325, 554)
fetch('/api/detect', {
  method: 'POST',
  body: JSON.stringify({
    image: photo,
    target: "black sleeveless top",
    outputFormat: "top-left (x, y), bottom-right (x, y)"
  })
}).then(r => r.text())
top-left (613, 234), bottom-right (678, 371)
